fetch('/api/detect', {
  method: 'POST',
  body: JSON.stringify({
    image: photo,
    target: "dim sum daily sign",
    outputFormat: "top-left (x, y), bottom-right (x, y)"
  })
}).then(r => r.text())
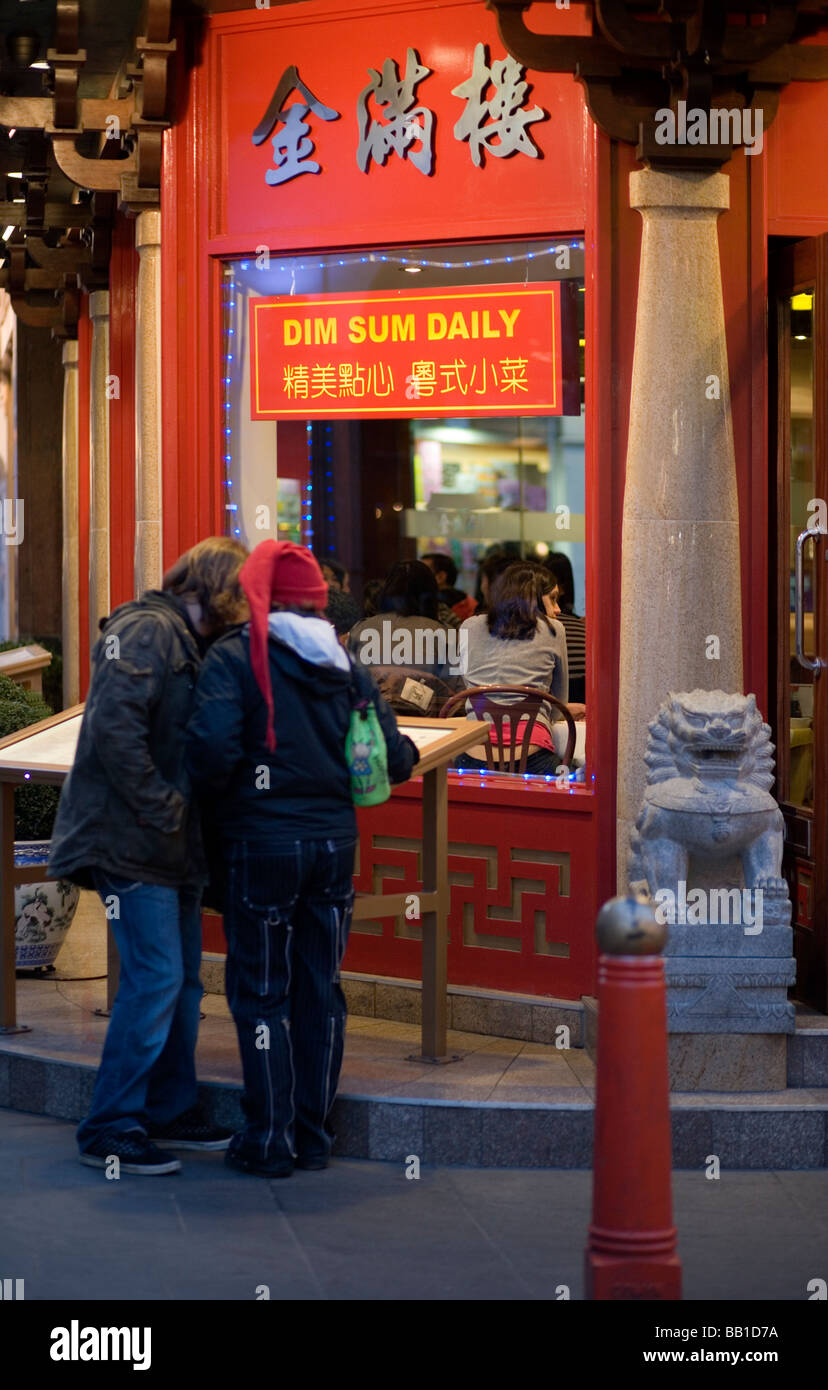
top-left (249, 283), bottom-right (563, 419)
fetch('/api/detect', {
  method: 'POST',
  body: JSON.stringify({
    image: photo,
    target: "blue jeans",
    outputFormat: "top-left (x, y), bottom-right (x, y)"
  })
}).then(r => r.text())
top-left (77, 874), bottom-right (203, 1151)
top-left (223, 837), bottom-right (356, 1165)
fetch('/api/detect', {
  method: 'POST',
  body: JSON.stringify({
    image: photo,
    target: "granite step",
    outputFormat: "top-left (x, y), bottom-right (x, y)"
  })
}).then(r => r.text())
top-left (2, 974), bottom-right (828, 1169)
top-left (788, 1008), bottom-right (828, 1087)
top-left (1, 1047), bottom-right (827, 1168)
top-left (4, 971), bottom-right (828, 1169)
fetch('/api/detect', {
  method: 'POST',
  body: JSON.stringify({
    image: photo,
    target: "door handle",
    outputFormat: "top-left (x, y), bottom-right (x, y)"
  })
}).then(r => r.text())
top-left (795, 527), bottom-right (825, 673)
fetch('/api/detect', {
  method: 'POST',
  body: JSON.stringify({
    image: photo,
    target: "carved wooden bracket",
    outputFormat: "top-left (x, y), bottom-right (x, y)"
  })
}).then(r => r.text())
top-left (51, 129), bottom-right (137, 195)
top-left (3, 241), bottom-right (79, 338)
top-left (0, 0), bottom-right (176, 225)
top-left (0, 0), bottom-right (176, 327)
top-left (24, 237), bottom-right (91, 275)
top-left (48, 0), bottom-right (86, 131)
top-left (487, 0), bottom-right (828, 169)
top-left (81, 193), bottom-right (115, 291)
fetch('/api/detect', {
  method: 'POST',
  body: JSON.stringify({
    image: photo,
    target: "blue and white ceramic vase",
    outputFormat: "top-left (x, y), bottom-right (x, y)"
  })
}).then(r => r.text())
top-left (14, 840), bottom-right (80, 970)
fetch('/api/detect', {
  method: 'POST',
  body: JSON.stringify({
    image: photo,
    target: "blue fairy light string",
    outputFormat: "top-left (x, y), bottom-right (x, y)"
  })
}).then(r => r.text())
top-left (222, 265), bottom-right (241, 539)
top-left (325, 424), bottom-right (334, 552)
top-left (239, 242), bottom-right (584, 277)
top-left (303, 422), bottom-right (314, 549)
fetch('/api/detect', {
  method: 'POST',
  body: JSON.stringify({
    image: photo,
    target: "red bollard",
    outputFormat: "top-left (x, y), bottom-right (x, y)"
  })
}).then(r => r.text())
top-left (585, 896), bottom-right (682, 1300)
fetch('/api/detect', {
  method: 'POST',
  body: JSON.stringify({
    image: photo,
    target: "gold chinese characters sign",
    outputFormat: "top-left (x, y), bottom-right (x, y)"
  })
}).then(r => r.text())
top-left (249, 283), bottom-right (563, 418)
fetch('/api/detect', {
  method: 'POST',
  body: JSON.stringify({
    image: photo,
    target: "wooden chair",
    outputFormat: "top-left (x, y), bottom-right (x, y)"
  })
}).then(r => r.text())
top-left (438, 685), bottom-right (577, 774)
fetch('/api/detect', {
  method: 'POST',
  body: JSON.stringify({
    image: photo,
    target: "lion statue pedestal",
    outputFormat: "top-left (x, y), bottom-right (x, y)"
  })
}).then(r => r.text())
top-left (628, 690), bottom-right (795, 1091)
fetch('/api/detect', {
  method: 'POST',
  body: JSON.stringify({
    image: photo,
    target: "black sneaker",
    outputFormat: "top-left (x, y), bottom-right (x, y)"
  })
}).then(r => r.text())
top-left (224, 1137), bottom-right (293, 1179)
top-left (79, 1129), bottom-right (181, 1176)
top-left (295, 1153), bottom-right (329, 1171)
top-left (148, 1106), bottom-right (233, 1151)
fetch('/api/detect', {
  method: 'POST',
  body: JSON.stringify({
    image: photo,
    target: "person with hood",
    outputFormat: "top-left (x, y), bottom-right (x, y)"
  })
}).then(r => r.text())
top-left (185, 540), bottom-right (419, 1178)
top-left (49, 536), bottom-right (249, 1175)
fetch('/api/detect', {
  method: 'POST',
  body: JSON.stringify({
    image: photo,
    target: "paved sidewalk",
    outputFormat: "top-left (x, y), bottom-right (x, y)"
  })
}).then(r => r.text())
top-left (2, 1109), bottom-right (826, 1301)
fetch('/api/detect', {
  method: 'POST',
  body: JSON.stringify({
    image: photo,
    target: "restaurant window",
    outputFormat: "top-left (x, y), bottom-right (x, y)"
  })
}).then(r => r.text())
top-left (220, 238), bottom-right (587, 773)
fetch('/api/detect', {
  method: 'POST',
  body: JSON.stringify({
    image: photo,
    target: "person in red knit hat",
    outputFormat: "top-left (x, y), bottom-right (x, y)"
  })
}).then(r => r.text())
top-left (186, 540), bottom-right (419, 1177)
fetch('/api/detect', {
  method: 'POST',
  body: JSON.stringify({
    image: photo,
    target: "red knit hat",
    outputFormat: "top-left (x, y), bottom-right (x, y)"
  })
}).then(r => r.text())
top-left (239, 541), bottom-right (329, 752)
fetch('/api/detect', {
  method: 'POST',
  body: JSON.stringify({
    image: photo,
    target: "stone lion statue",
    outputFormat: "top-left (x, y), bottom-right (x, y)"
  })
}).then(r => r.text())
top-left (628, 690), bottom-right (787, 900)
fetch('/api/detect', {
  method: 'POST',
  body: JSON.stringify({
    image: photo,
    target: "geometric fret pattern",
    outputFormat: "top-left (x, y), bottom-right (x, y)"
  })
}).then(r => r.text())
top-left (351, 828), bottom-right (580, 992)
top-left (355, 836), bottom-right (570, 953)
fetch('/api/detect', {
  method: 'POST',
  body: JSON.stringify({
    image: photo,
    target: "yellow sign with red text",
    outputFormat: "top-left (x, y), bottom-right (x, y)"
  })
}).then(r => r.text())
top-left (250, 283), bottom-right (563, 418)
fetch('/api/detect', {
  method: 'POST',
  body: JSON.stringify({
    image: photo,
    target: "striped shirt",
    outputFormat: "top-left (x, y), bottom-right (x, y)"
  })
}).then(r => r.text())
top-left (557, 612), bottom-right (586, 681)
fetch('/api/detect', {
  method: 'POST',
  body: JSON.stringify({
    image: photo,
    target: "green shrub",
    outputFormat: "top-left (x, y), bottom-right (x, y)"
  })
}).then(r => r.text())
top-left (0, 636), bottom-right (63, 713)
top-left (0, 676), bottom-right (61, 841)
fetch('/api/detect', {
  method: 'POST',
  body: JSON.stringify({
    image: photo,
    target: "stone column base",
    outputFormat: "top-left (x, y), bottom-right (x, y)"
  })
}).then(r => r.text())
top-left (664, 902), bottom-right (796, 1038)
top-left (665, 954), bottom-right (796, 1035)
top-left (668, 1033), bottom-right (787, 1092)
top-left (583, 996), bottom-right (792, 1091)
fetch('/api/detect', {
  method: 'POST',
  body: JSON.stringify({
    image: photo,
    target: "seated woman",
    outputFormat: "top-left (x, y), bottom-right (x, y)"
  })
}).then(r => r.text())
top-left (456, 562), bottom-right (585, 776)
top-left (348, 559), bottom-right (463, 716)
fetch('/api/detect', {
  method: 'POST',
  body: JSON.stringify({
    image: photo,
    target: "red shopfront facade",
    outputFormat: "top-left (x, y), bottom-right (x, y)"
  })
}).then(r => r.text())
top-left (132, 0), bottom-right (821, 1004)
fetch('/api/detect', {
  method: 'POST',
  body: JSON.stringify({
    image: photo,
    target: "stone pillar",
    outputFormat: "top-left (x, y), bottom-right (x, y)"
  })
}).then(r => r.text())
top-left (88, 290), bottom-right (110, 653)
top-left (61, 340), bottom-right (80, 706)
top-left (134, 210), bottom-right (163, 596)
top-left (617, 170), bottom-right (743, 890)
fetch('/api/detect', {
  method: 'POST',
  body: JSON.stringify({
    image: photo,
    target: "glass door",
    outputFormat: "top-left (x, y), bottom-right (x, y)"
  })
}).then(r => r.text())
top-left (772, 236), bottom-right (828, 1011)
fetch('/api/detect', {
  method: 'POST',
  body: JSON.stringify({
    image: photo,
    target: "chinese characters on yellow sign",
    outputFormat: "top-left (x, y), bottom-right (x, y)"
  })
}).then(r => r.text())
top-left (250, 285), bottom-right (562, 419)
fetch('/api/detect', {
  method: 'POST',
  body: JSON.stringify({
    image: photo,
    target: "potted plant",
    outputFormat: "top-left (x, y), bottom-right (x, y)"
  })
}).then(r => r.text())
top-left (0, 676), bottom-right (80, 972)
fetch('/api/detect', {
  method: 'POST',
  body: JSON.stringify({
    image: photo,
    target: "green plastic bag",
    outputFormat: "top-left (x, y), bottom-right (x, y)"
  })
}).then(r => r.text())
top-left (346, 697), bottom-right (391, 807)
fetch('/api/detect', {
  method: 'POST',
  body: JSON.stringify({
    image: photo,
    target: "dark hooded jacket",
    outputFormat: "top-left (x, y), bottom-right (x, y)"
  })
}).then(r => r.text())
top-left (184, 612), bottom-right (419, 845)
top-left (48, 591), bottom-right (207, 890)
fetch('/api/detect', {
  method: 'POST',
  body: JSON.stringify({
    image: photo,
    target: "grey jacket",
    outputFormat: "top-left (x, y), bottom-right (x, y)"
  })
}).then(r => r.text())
top-left (48, 591), bottom-right (207, 890)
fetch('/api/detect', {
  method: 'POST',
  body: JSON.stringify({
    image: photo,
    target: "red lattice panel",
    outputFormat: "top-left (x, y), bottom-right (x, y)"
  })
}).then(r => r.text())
top-left (347, 786), bottom-right (597, 998)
